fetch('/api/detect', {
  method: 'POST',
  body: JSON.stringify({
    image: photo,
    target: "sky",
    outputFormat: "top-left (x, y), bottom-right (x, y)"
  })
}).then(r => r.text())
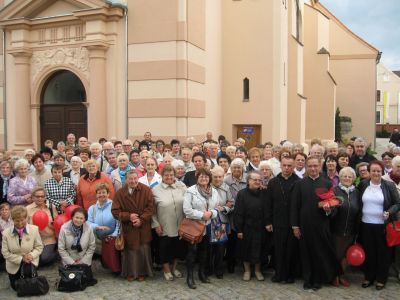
top-left (321, 0), bottom-right (400, 70)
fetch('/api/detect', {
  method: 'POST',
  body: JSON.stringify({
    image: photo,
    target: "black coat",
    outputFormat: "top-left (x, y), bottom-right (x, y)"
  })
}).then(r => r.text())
top-left (331, 186), bottom-right (361, 236)
top-left (0, 175), bottom-right (14, 204)
top-left (349, 153), bottom-right (375, 169)
top-left (358, 179), bottom-right (400, 222)
top-left (265, 173), bottom-right (300, 228)
top-left (183, 170), bottom-right (197, 187)
top-left (63, 168), bottom-right (87, 179)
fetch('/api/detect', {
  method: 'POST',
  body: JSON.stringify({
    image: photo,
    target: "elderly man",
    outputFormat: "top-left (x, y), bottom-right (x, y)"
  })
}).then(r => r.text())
top-left (208, 142), bottom-right (219, 167)
top-left (349, 137), bottom-right (375, 169)
top-left (123, 139), bottom-right (133, 154)
top-left (90, 142), bottom-right (108, 172)
top-left (102, 141), bottom-right (114, 157)
top-left (78, 136), bottom-right (89, 150)
top-left (66, 133), bottom-right (77, 149)
top-left (325, 142), bottom-right (339, 158)
top-left (181, 148), bottom-right (195, 172)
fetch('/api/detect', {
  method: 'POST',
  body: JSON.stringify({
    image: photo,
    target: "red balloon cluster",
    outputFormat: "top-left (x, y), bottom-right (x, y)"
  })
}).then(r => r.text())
top-left (346, 243), bottom-right (365, 266)
top-left (64, 205), bottom-right (81, 219)
top-left (53, 214), bottom-right (69, 235)
top-left (32, 211), bottom-right (49, 231)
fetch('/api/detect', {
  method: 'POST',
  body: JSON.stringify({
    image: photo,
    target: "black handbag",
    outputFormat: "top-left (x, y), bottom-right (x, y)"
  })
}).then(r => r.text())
top-left (57, 264), bottom-right (88, 292)
top-left (15, 264), bottom-right (49, 297)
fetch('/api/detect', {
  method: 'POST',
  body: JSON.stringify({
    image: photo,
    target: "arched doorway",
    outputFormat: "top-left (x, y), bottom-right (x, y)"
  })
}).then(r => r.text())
top-left (40, 70), bottom-right (87, 146)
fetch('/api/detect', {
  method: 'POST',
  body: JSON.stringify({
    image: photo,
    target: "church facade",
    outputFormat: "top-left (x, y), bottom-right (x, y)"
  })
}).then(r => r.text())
top-left (0, 0), bottom-right (379, 151)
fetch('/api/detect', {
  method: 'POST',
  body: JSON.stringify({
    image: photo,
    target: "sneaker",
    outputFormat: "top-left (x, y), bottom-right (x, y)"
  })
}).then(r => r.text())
top-left (163, 272), bottom-right (174, 281)
top-left (243, 271), bottom-right (251, 281)
top-left (255, 272), bottom-right (264, 281)
top-left (172, 269), bottom-right (182, 278)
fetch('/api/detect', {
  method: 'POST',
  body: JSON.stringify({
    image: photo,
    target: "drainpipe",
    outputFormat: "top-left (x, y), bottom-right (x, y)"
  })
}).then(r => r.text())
top-left (124, 7), bottom-right (128, 139)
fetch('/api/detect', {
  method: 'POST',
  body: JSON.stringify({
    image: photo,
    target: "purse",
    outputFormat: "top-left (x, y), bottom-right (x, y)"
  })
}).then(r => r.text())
top-left (115, 219), bottom-right (124, 251)
top-left (57, 264), bottom-right (88, 292)
top-left (102, 236), bottom-right (121, 273)
top-left (15, 263), bottom-right (49, 297)
top-left (207, 215), bottom-right (230, 244)
top-left (178, 218), bottom-right (205, 244)
top-left (386, 221), bottom-right (400, 247)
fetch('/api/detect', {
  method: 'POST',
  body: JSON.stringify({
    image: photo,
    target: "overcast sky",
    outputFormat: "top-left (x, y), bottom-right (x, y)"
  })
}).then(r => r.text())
top-left (321, 0), bottom-right (400, 70)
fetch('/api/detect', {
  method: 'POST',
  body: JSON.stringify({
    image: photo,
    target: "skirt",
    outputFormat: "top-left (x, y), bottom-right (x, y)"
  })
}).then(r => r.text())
top-left (158, 236), bottom-right (187, 264)
top-left (121, 243), bottom-right (153, 278)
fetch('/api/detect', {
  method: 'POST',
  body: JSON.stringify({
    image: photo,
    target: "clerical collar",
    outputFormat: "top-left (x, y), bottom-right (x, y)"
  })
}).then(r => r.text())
top-left (309, 175), bottom-right (319, 181)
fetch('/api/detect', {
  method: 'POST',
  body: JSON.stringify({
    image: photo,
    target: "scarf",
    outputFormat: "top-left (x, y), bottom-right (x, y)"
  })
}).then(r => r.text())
top-left (70, 223), bottom-right (83, 252)
top-left (118, 165), bottom-right (132, 185)
top-left (17, 227), bottom-right (25, 238)
top-left (338, 183), bottom-right (355, 194)
top-left (389, 171), bottom-right (400, 185)
top-left (197, 185), bottom-right (212, 200)
top-left (1, 175), bottom-right (10, 196)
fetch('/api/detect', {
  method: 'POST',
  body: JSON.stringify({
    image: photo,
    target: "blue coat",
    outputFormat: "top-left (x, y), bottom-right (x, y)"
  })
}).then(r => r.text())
top-left (87, 199), bottom-right (119, 239)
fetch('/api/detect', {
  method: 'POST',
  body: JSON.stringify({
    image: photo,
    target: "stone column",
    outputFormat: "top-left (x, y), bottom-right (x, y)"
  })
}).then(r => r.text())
top-left (9, 50), bottom-right (34, 150)
top-left (87, 45), bottom-right (108, 141)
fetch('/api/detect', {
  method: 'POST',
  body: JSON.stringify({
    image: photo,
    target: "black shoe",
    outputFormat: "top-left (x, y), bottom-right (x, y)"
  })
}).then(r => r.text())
top-left (362, 281), bottom-right (373, 288)
top-left (271, 276), bottom-right (282, 283)
top-left (376, 283), bottom-right (385, 290)
top-left (285, 278), bottom-right (295, 284)
top-left (186, 270), bottom-right (196, 289)
top-left (216, 274), bottom-right (223, 279)
top-left (303, 283), bottom-right (313, 290)
top-left (312, 284), bottom-right (321, 291)
top-left (198, 271), bottom-right (211, 283)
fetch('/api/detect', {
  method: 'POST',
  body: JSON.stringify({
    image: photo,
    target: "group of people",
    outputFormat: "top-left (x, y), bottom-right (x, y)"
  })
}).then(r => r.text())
top-left (1, 131), bottom-right (400, 293)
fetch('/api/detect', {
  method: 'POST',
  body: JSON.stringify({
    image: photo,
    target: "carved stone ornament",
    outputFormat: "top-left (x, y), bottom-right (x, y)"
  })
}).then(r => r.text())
top-left (31, 47), bottom-right (89, 81)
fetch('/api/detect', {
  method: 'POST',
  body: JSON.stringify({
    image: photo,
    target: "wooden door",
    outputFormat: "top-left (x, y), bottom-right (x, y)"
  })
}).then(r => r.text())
top-left (236, 125), bottom-right (261, 149)
top-left (40, 104), bottom-right (87, 146)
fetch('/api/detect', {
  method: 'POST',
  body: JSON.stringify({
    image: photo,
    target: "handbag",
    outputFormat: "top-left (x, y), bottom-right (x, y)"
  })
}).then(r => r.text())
top-left (207, 215), bottom-right (230, 244)
top-left (15, 263), bottom-right (49, 297)
top-left (102, 236), bottom-right (121, 273)
top-left (115, 219), bottom-right (124, 251)
top-left (57, 264), bottom-right (88, 292)
top-left (386, 221), bottom-right (400, 247)
top-left (178, 218), bottom-right (205, 244)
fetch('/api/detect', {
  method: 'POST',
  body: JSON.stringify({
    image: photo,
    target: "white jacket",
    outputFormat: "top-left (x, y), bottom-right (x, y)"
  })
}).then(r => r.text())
top-left (183, 185), bottom-right (220, 227)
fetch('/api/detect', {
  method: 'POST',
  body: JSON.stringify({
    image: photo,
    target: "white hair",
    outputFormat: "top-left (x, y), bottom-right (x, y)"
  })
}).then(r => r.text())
top-left (282, 141), bottom-right (293, 150)
top-left (70, 156), bottom-right (83, 165)
top-left (211, 165), bottom-right (225, 176)
top-left (23, 149), bottom-right (35, 156)
top-left (339, 167), bottom-right (356, 180)
top-left (226, 145), bottom-right (237, 152)
top-left (89, 142), bottom-right (102, 151)
top-left (354, 137), bottom-right (366, 145)
top-left (171, 159), bottom-right (184, 169)
top-left (231, 158), bottom-right (245, 168)
top-left (14, 158), bottom-right (29, 171)
top-left (325, 141), bottom-right (338, 150)
top-left (259, 160), bottom-right (273, 170)
top-left (392, 156), bottom-right (400, 167)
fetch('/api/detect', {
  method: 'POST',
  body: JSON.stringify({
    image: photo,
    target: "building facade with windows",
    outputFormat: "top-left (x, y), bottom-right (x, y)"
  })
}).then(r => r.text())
top-left (0, 0), bottom-right (379, 151)
top-left (376, 63), bottom-right (400, 125)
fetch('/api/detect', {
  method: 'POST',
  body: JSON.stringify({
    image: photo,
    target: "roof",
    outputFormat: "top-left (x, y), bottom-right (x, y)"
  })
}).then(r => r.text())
top-left (394, 71), bottom-right (400, 78)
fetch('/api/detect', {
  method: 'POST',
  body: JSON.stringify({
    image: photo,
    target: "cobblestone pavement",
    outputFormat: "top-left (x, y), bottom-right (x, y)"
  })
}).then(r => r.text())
top-left (1, 259), bottom-right (399, 300)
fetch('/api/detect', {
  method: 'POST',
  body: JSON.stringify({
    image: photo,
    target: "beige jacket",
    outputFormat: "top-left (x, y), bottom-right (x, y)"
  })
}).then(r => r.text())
top-left (26, 203), bottom-right (58, 245)
top-left (152, 181), bottom-right (187, 237)
top-left (1, 224), bottom-right (43, 274)
top-left (58, 220), bottom-right (96, 266)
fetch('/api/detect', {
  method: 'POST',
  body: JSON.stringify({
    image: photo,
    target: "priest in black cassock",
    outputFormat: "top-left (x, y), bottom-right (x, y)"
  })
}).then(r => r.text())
top-left (290, 156), bottom-right (340, 290)
top-left (265, 156), bottom-right (301, 283)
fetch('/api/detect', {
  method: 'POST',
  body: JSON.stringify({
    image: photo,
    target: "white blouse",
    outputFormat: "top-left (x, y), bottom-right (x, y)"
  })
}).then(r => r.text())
top-left (362, 182), bottom-right (385, 224)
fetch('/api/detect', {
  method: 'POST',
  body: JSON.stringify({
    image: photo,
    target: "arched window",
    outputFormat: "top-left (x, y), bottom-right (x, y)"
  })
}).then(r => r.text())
top-left (42, 70), bottom-right (86, 104)
top-left (243, 77), bottom-right (249, 102)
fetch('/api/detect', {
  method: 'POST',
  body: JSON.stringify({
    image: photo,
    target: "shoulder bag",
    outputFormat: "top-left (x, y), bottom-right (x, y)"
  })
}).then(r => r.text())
top-left (115, 218), bottom-right (125, 251)
top-left (178, 218), bottom-right (205, 244)
top-left (57, 264), bottom-right (88, 292)
top-left (386, 221), bottom-right (400, 247)
top-left (15, 263), bottom-right (49, 297)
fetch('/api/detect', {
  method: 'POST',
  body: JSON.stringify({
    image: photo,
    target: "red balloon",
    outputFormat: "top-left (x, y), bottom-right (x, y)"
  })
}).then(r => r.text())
top-left (53, 214), bottom-right (69, 235)
top-left (346, 243), bottom-right (365, 266)
top-left (64, 205), bottom-right (81, 220)
top-left (32, 210), bottom-right (49, 231)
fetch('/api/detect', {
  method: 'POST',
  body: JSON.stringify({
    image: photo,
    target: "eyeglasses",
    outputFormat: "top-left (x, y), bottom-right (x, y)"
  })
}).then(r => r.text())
top-left (249, 178), bottom-right (262, 182)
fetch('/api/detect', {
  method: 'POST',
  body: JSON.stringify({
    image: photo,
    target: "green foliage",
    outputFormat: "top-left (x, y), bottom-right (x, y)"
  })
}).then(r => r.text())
top-left (335, 108), bottom-right (353, 142)
top-left (376, 129), bottom-right (391, 138)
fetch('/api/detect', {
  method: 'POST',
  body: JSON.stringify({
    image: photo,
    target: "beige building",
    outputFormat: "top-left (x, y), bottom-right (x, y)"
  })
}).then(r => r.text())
top-left (0, 0), bottom-right (379, 151)
top-left (376, 63), bottom-right (400, 125)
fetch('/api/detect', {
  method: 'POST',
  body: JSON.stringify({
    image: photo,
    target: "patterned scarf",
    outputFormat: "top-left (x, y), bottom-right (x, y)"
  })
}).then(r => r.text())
top-left (118, 165), bottom-right (132, 185)
top-left (1, 175), bottom-right (10, 196)
top-left (70, 223), bottom-right (83, 252)
top-left (338, 182), bottom-right (355, 195)
top-left (197, 185), bottom-right (212, 200)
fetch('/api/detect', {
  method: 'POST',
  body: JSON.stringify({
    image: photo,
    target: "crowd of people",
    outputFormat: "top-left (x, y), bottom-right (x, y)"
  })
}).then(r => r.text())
top-left (1, 131), bottom-right (400, 293)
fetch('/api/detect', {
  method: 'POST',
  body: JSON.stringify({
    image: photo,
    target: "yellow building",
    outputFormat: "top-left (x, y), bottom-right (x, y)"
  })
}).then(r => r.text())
top-left (0, 0), bottom-right (379, 151)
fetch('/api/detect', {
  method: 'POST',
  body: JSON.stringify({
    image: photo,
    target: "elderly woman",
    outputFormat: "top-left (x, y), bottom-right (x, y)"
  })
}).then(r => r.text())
top-left (24, 149), bottom-right (36, 173)
top-left (183, 168), bottom-right (220, 289)
top-left (381, 152), bottom-right (394, 175)
top-left (56, 141), bottom-right (66, 156)
top-left (139, 157), bottom-right (162, 189)
top-left (337, 152), bottom-right (350, 171)
top-left (152, 166), bottom-right (187, 281)
top-left (27, 186), bottom-right (58, 266)
top-left (110, 153), bottom-right (132, 191)
top-left (129, 149), bottom-right (141, 168)
top-left (358, 160), bottom-right (400, 290)
top-left (323, 155), bottom-right (340, 188)
top-left (77, 160), bottom-right (115, 210)
top-left (7, 159), bottom-right (37, 206)
top-left (1, 161), bottom-right (14, 204)
top-left (1, 206), bottom-right (43, 290)
top-left (63, 156), bottom-right (87, 187)
top-left (210, 166), bottom-right (234, 279)
top-left (90, 142), bottom-right (107, 172)
top-left (294, 153), bottom-right (307, 179)
top-left (171, 159), bottom-right (186, 181)
top-left (44, 165), bottom-right (76, 214)
top-left (183, 152), bottom-right (207, 187)
top-left (31, 154), bottom-right (52, 187)
top-left (259, 160), bottom-right (274, 188)
top-left (112, 170), bottom-right (154, 281)
top-left (217, 154), bottom-right (231, 174)
top-left (58, 207), bottom-right (97, 285)
top-left (234, 170), bottom-right (267, 281)
top-left (331, 167), bottom-right (360, 287)
top-left (246, 147), bottom-right (262, 172)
